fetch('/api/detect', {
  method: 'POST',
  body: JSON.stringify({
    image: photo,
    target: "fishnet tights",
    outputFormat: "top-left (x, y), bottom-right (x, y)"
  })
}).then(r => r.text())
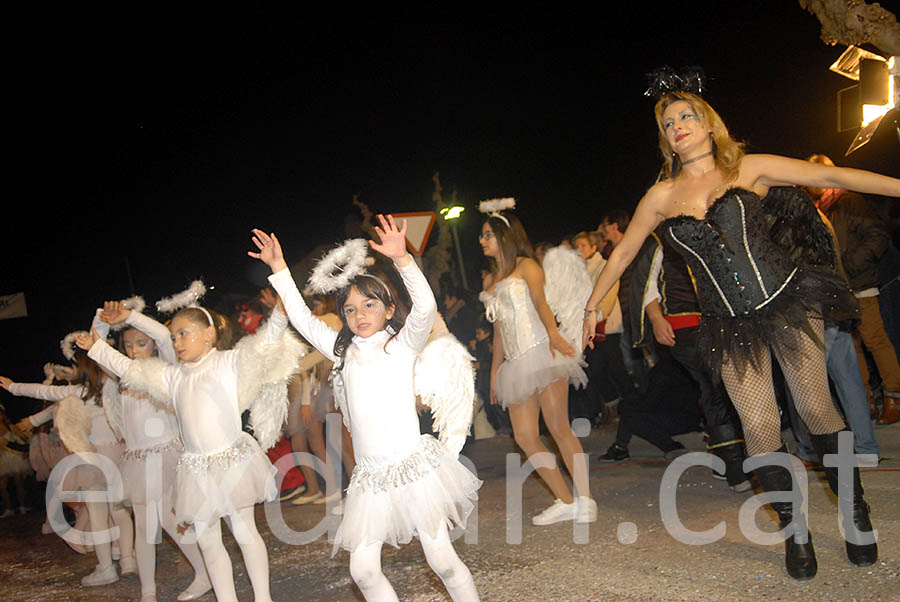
top-left (719, 318), bottom-right (845, 455)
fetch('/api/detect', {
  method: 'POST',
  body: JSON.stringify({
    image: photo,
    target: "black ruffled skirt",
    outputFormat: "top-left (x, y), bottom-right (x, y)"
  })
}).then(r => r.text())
top-left (700, 266), bottom-right (858, 380)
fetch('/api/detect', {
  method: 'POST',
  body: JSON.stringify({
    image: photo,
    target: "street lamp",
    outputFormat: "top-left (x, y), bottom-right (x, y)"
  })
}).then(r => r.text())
top-left (440, 206), bottom-right (469, 290)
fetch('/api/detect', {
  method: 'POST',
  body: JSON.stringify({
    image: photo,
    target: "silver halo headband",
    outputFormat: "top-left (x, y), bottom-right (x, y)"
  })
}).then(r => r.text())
top-left (478, 197), bottom-right (516, 228)
top-left (308, 239), bottom-right (370, 294)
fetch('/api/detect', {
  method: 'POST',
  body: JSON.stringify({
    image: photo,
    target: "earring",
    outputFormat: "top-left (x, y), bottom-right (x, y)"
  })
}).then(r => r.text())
top-left (671, 152), bottom-right (681, 178)
top-left (204, 339), bottom-right (211, 346)
top-left (709, 132), bottom-right (718, 160)
top-left (385, 324), bottom-right (397, 336)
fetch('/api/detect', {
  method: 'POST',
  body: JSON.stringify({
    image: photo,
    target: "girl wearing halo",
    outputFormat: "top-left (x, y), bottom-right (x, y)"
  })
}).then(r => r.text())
top-left (478, 198), bottom-right (596, 526)
top-left (76, 289), bottom-right (303, 602)
top-left (1, 343), bottom-right (136, 587)
top-left (251, 214), bottom-right (481, 602)
top-left (91, 300), bottom-right (211, 602)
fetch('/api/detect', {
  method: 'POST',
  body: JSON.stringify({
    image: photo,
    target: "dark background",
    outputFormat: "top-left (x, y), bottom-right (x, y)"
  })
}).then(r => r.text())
top-left (2, 5), bottom-right (898, 401)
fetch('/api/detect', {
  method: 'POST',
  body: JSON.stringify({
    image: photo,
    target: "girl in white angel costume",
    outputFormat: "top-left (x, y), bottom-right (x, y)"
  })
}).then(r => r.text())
top-left (250, 214), bottom-right (481, 602)
top-left (77, 288), bottom-right (304, 602)
top-left (91, 298), bottom-right (211, 602)
top-left (1, 339), bottom-right (136, 587)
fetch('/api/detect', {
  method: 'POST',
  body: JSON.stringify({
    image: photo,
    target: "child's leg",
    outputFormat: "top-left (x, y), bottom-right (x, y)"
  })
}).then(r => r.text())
top-left (225, 506), bottom-right (271, 602)
top-left (159, 491), bottom-right (210, 596)
top-left (349, 540), bottom-right (399, 602)
top-left (419, 523), bottom-right (479, 602)
top-left (110, 503), bottom-right (135, 561)
top-left (195, 518), bottom-right (238, 602)
top-left (85, 501), bottom-right (114, 569)
top-left (132, 504), bottom-right (157, 596)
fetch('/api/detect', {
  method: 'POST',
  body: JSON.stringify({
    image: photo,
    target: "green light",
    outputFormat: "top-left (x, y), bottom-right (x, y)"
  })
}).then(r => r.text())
top-left (441, 206), bottom-right (465, 220)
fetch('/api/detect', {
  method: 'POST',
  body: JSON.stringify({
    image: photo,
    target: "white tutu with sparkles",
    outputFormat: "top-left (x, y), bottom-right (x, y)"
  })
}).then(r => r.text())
top-left (120, 440), bottom-right (182, 506)
top-left (334, 434), bottom-right (481, 554)
top-left (174, 432), bottom-right (277, 524)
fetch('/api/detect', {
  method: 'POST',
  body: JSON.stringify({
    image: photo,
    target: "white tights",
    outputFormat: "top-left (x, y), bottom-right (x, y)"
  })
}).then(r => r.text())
top-left (194, 506), bottom-right (271, 602)
top-left (85, 501), bottom-right (133, 569)
top-left (133, 488), bottom-right (209, 597)
top-left (349, 523), bottom-right (479, 602)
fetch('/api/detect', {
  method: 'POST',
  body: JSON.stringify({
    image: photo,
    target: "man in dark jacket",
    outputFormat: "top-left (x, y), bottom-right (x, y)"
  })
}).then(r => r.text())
top-left (807, 154), bottom-right (900, 425)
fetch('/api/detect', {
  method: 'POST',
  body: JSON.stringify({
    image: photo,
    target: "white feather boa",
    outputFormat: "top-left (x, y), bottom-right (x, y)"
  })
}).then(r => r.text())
top-left (415, 334), bottom-right (475, 456)
top-left (236, 329), bottom-right (307, 451)
top-left (56, 396), bottom-right (99, 454)
top-left (60, 332), bottom-right (88, 361)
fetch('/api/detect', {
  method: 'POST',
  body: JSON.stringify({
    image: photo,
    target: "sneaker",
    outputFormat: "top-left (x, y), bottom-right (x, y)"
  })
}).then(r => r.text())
top-left (278, 483), bottom-right (307, 502)
top-left (0, 509), bottom-right (14, 519)
top-left (532, 499), bottom-right (578, 526)
top-left (730, 479), bottom-right (753, 493)
top-left (17, 506), bottom-right (29, 515)
top-left (598, 443), bottom-right (629, 463)
top-left (664, 447), bottom-right (690, 461)
top-left (711, 468), bottom-right (727, 480)
top-left (81, 564), bottom-right (119, 587)
top-left (575, 496), bottom-right (597, 524)
top-left (140, 594), bottom-right (157, 602)
top-left (120, 555), bottom-right (138, 576)
top-left (330, 500), bottom-right (344, 516)
top-left (291, 491), bottom-right (323, 505)
top-left (313, 490), bottom-right (342, 505)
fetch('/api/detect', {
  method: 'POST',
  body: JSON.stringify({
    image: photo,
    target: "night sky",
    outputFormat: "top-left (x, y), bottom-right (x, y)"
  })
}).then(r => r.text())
top-left (2, 5), bottom-right (898, 389)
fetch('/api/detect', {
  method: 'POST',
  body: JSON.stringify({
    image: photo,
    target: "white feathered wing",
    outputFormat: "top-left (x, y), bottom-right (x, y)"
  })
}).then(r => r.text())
top-left (415, 334), bottom-right (475, 458)
top-left (542, 245), bottom-right (592, 388)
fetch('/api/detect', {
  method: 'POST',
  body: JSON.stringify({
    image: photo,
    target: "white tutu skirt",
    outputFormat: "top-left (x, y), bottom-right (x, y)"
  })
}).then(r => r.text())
top-left (496, 340), bottom-right (585, 408)
top-left (174, 432), bottom-right (278, 525)
top-left (119, 441), bottom-right (181, 506)
top-left (334, 434), bottom-right (481, 554)
top-left (0, 449), bottom-right (32, 477)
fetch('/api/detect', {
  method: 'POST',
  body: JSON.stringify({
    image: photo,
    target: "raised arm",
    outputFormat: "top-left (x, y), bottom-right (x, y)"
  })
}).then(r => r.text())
top-left (370, 214), bottom-right (436, 352)
top-left (3, 381), bottom-right (85, 402)
top-left (124, 310), bottom-right (178, 364)
top-left (744, 154), bottom-right (900, 197)
top-left (251, 229), bottom-right (339, 360)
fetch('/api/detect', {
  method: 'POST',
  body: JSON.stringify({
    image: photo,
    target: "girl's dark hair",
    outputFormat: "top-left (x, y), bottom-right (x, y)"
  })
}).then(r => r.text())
top-left (117, 326), bottom-right (158, 356)
top-left (73, 350), bottom-right (105, 403)
top-left (484, 213), bottom-right (534, 280)
top-left (173, 307), bottom-right (238, 351)
top-left (333, 274), bottom-right (406, 362)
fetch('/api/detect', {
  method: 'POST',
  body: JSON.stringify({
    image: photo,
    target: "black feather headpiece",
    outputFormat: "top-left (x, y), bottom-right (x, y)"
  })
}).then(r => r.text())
top-left (643, 66), bottom-right (707, 98)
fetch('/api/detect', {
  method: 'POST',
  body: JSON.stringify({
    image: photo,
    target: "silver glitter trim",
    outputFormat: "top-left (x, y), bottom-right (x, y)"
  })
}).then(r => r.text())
top-left (754, 267), bottom-right (798, 310)
top-left (120, 440), bottom-right (180, 463)
top-left (669, 227), bottom-right (735, 317)
top-left (177, 437), bottom-right (254, 476)
top-left (350, 436), bottom-right (444, 494)
top-left (737, 195), bottom-right (768, 297)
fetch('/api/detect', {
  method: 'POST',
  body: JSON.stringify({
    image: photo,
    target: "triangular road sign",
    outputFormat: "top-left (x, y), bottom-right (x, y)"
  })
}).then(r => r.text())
top-left (391, 211), bottom-right (437, 256)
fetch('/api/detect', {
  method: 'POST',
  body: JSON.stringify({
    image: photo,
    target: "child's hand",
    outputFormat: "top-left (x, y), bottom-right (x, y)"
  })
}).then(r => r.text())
top-left (99, 300), bottom-right (130, 325)
top-left (249, 229), bottom-right (288, 273)
top-left (369, 214), bottom-right (410, 265)
top-left (0, 376), bottom-right (14, 390)
top-left (13, 419), bottom-right (32, 440)
top-left (74, 329), bottom-right (100, 351)
top-left (259, 287), bottom-right (277, 309)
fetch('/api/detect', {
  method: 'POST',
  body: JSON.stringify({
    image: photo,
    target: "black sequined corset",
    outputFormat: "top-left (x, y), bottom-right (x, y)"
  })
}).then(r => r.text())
top-left (661, 189), bottom-right (797, 319)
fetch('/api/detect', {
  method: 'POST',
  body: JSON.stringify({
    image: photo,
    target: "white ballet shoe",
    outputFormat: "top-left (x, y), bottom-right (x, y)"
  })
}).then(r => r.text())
top-left (176, 575), bottom-right (213, 601)
top-left (290, 491), bottom-right (323, 505)
top-left (41, 521), bottom-right (54, 535)
top-left (313, 490), bottom-right (342, 505)
top-left (119, 554), bottom-right (138, 575)
top-left (81, 563), bottom-right (119, 586)
top-left (575, 496), bottom-right (598, 524)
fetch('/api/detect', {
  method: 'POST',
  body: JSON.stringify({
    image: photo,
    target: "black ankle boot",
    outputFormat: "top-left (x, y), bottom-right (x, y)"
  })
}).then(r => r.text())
top-left (809, 432), bottom-right (878, 567)
top-left (707, 424), bottom-right (749, 488)
top-left (753, 455), bottom-right (818, 580)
